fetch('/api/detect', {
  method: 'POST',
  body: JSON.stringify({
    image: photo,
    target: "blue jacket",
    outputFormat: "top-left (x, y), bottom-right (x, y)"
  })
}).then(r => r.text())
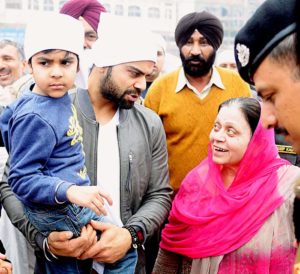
top-left (0, 91), bottom-right (89, 207)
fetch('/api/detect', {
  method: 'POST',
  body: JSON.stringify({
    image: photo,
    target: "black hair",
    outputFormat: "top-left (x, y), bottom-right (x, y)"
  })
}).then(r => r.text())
top-left (218, 97), bottom-right (261, 135)
top-left (28, 49), bottom-right (79, 70)
top-left (269, 33), bottom-right (300, 81)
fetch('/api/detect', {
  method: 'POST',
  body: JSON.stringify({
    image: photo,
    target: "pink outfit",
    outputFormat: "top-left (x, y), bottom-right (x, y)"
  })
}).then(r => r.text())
top-left (160, 121), bottom-right (292, 260)
top-left (191, 164), bottom-right (298, 273)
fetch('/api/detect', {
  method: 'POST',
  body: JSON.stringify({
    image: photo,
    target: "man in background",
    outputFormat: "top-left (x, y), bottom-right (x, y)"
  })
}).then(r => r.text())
top-left (60, 0), bottom-right (106, 49)
top-left (215, 49), bottom-right (237, 70)
top-left (60, 0), bottom-right (106, 88)
top-left (0, 40), bottom-right (30, 106)
top-left (141, 33), bottom-right (166, 99)
top-left (0, 39), bottom-right (34, 274)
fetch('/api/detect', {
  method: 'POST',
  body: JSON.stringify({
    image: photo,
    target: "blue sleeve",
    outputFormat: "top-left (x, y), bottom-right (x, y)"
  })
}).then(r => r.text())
top-left (9, 113), bottom-right (73, 206)
top-left (0, 105), bottom-right (14, 151)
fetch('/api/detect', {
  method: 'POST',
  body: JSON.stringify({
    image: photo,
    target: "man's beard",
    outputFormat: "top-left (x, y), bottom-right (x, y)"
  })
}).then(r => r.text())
top-left (180, 50), bottom-right (216, 77)
top-left (100, 68), bottom-right (141, 109)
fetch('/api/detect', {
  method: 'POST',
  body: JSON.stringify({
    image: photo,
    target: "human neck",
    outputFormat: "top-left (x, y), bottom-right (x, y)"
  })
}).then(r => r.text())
top-left (88, 87), bottom-right (118, 125)
top-left (185, 68), bottom-right (212, 93)
top-left (221, 165), bottom-right (239, 189)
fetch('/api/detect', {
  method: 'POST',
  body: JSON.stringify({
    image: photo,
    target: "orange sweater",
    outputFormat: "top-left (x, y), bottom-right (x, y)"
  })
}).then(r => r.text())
top-left (144, 67), bottom-right (251, 192)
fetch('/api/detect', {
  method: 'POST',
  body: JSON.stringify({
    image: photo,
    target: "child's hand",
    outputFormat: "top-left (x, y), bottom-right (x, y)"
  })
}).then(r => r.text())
top-left (67, 186), bottom-right (113, 216)
top-left (0, 253), bottom-right (12, 274)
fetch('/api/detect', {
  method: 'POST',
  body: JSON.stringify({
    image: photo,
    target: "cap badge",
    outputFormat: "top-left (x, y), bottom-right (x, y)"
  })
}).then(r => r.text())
top-left (236, 43), bottom-right (250, 67)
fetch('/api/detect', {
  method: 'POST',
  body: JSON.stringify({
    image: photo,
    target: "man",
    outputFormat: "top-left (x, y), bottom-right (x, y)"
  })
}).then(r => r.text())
top-left (234, 0), bottom-right (299, 152)
top-left (144, 11), bottom-right (251, 193)
top-left (215, 49), bottom-right (237, 71)
top-left (141, 33), bottom-right (166, 99)
top-left (60, 0), bottom-right (106, 89)
top-left (233, 0), bottom-right (300, 271)
top-left (0, 39), bottom-right (30, 105)
top-left (60, 0), bottom-right (106, 49)
top-left (0, 39), bottom-right (34, 274)
top-left (232, 5), bottom-right (300, 166)
top-left (0, 17), bottom-right (172, 274)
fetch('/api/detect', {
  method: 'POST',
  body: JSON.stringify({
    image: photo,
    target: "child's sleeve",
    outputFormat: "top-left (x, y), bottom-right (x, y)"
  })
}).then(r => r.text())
top-left (9, 113), bottom-right (73, 206)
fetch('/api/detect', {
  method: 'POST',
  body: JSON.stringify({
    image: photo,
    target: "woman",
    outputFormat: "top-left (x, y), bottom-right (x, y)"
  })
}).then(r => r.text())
top-left (153, 97), bottom-right (299, 274)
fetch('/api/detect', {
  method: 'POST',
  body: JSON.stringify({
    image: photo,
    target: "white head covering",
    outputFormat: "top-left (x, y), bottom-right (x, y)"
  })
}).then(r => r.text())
top-left (92, 14), bottom-right (157, 67)
top-left (216, 49), bottom-right (236, 66)
top-left (24, 13), bottom-right (84, 60)
top-left (152, 33), bottom-right (167, 54)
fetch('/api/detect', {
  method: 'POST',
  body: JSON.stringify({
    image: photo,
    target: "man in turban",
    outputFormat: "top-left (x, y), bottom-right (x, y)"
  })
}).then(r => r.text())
top-left (60, 0), bottom-right (106, 49)
top-left (145, 11), bottom-right (251, 194)
top-left (60, 0), bottom-right (106, 89)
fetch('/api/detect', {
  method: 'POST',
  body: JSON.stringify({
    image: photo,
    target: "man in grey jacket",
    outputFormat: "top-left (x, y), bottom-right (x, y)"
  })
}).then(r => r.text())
top-left (0, 16), bottom-right (172, 274)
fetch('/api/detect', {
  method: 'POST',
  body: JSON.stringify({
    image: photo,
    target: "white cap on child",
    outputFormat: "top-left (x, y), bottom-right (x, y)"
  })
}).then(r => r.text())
top-left (24, 13), bottom-right (84, 61)
top-left (91, 13), bottom-right (157, 67)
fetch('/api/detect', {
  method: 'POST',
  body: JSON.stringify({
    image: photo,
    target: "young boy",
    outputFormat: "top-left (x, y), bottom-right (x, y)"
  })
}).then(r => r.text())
top-left (0, 13), bottom-right (137, 274)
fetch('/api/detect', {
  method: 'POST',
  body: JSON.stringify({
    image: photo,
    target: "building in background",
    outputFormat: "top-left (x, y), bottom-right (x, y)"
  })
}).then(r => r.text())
top-left (0, 0), bottom-right (67, 43)
top-left (0, 0), bottom-right (264, 55)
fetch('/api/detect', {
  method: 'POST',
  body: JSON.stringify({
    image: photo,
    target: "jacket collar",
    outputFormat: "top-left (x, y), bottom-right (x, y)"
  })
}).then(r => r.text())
top-left (76, 88), bottom-right (96, 120)
top-left (76, 88), bottom-right (129, 124)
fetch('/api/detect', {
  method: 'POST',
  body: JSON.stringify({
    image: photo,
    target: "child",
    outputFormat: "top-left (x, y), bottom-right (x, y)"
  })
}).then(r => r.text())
top-left (0, 13), bottom-right (137, 274)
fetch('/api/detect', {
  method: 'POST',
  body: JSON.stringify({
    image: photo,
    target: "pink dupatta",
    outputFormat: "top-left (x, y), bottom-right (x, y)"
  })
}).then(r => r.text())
top-left (160, 122), bottom-right (289, 259)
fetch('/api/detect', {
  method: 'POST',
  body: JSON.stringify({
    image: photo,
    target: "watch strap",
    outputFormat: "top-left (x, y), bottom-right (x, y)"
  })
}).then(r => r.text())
top-left (123, 225), bottom-right (143, 249)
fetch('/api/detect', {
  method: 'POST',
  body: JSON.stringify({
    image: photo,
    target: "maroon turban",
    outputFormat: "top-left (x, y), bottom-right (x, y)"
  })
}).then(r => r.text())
top-left (60, 0), bottom-right (106, 32)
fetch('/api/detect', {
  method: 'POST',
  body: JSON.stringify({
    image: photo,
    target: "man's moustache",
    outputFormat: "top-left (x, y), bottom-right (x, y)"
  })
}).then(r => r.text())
top-left (186, 56), bottom-right (205, 62)
top-left (125, 89), bottom-right (141, 96)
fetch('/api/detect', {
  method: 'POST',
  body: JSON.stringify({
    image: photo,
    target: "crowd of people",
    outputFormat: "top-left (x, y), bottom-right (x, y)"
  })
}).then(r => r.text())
top-left (0, 0), bottom-right (299, 273)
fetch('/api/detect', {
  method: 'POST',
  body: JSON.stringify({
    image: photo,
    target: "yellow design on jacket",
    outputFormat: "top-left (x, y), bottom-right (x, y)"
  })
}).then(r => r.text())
top-left (78, 166), bottom-right (87, 180)
top-left (67, 104), bottom-right (87, 179)
top-left (67, 104), bottom-right (83, 146)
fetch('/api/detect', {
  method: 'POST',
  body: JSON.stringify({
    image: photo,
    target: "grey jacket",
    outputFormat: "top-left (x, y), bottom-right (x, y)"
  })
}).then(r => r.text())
top-left (0, 88), bottom-right (172, 272)
top-left (72, 89), bottom-right (172, 238)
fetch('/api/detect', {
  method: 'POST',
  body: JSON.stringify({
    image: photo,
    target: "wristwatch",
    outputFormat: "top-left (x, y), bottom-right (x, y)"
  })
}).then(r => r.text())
top-left (123, 225), bottom-right (144, 249)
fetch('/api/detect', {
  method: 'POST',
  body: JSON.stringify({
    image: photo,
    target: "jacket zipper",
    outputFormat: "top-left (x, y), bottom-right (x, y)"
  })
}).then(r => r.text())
top-left (125, 152), bottom-right (133, 192)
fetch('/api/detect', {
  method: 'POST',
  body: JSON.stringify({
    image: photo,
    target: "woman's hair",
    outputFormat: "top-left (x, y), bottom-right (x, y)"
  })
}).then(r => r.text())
top-left (218, 97), bottom-right (261, 135)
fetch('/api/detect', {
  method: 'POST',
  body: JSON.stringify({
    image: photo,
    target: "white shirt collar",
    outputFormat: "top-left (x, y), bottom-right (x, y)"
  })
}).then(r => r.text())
top-left (175, 66), bottom-right (225, 94)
